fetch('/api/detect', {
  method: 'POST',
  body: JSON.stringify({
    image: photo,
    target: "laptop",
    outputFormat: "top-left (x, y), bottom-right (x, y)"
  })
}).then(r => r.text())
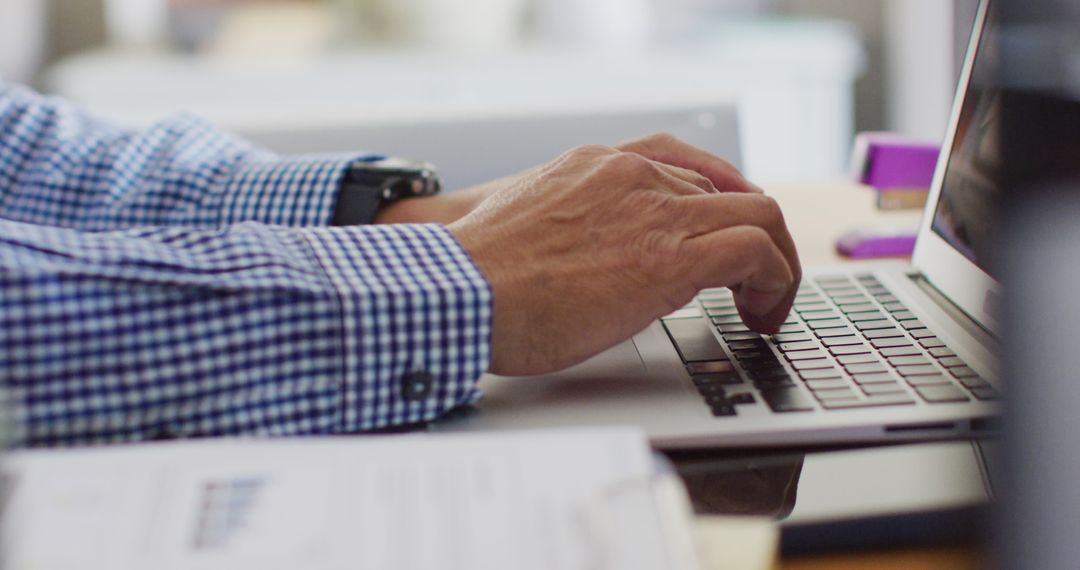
top-left (437, 1), bottom-right (1001, 449)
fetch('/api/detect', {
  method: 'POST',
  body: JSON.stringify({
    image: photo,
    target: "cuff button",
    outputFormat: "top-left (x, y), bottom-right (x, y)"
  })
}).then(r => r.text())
top-left (402, 371), bottom-right (434, 402)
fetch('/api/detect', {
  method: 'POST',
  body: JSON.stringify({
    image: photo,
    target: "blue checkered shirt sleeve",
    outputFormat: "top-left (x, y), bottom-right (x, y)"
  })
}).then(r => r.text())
top-left (0, 84), bottom-right (492, 446)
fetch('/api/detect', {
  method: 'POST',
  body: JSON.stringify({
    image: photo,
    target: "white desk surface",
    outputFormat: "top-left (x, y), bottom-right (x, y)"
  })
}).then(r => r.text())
top-left (764, 179), bottom-right (925, 266)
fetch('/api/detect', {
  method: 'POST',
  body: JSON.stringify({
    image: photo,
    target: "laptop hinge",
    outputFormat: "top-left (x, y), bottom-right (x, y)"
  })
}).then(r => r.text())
top-left (908, 273), bottom-right (998, 349)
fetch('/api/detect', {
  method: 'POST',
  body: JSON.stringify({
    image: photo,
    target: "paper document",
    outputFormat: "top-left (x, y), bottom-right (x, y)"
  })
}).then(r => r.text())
top-left (0, 428), bottom-right (699, 570)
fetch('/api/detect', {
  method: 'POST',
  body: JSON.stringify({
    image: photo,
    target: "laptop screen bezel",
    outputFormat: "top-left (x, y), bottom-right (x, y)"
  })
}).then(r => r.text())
top-left (911, 0), bottom-right (1000, 335)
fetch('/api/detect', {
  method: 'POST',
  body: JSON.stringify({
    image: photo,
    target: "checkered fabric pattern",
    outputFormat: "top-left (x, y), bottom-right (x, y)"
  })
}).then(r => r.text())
top-left (0, 83), bottom-right (492, 447)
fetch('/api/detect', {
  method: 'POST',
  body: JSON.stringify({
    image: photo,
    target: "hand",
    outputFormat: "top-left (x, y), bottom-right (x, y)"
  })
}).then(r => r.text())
top-left (448, 133), bottom-right (801, 376)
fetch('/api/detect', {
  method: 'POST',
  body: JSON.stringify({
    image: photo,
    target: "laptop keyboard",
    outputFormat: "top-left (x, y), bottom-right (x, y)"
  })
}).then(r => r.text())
top-left (661, 273), bottom-right (999, 417)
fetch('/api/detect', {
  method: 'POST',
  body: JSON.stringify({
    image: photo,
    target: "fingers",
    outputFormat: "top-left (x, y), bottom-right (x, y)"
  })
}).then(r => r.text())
top-left (674, 193), bottom-right (802, 333)
top-left (681, 226), bottom-right (794, 332)
top-left (677, 193), bottom-right (801, 285)
top-left (617, 133), bottom-right (764, 194)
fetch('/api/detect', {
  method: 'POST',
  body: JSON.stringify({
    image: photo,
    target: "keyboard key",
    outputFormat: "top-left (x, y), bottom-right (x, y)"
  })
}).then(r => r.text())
top-left (707, 308), bottom-right (739, 319)
top-left (958, 375), bottom-right (990, 389)
top-left (848, 311), bottom-right (887, 322)
top-left (700, 298), bottom-right (735, 309)
top-left (803, 311), bottom-right (842, 321)
top-left (791, 358), bottom-right (834, 370)
top-left (805, 378), bottom-right (850, 391)
top-left (687, 361), bottom-right (736, 375)
top-left (761, 387), bottom-right (816, 412)
top-left (837, 353), bottom-right (879, 365)
top-left (755, 377), bottom-right (797, 390)
top-left (879, 345), bottom-right (923, 357)
top-left (904, 374), bottom-right (951, 387)
top-left (728, 340), bottom-right (767, 351)
top-left (710, 401), bottom-right (738, 416)
top-left (772, 333), bottom-right (812, 344)
top-left (915, 384), bottom-right (970, 403)
top-left (800, 368), bottom-right (843, 380)
top-left (833, 294), bottom-right (871, 306)
top-left (691, 373), bottom-right (742, 386)
top-left (845, 362), bottom-right (888, 375)
top-left (723, 331), bottom-right (762, 342)
top-left (896, 364), bottom-right (942, 377)
top-left (786, 349), bottom-right (828, 361)
top-left (746, 367), bottom-right (789, 381)
top-left (665, 319), bottom-right (728, 362)
top-left (901, 320), bottom-right (927, 330)
top-left (712, 314), bottom-right (745, 325)
top-left (865, 285), bottom-right (889, 295)
top-left (863, 328), bottom-right (905, 340)
top-left (697, 383), bottom-right (727, 397)
top-left (779, 341), bottom-right (819, 352)
top-left (732, 349), bottom-right (771, 361)
top-left (854, 319), bottom-right (895, 331)
top-left (821, 392), bottom-right (916, 409)
top-left (871, 338), bottom-right (913, 349)
top-left (830, 344), bottom-right (871, 355)
top-left (875, 294), bottom-right (900, 304)
top-left (777, 323), bottom-right (805, 334)
top-left (795, 302), bottom-right (832, 313)
top-left (820, 335), bottom-right (863, 347)
top-left (816, 327), bottom-right (857, 338)
top-left (938, 356), bottom-right (967, 368)
top-left (887, 355), bottom-right (932, 367)
top-left (716, 323), bottom-right (751, 333)
top-left (839, 303), bottom-right (878, 314)
top-left (928, 346), bottom-right (957, 358)
top-left (881, 301), bottom-right (906, 312)
top-left (729, 392), bottom-right (756, 405)
top-left (698, 288), bottom-right (730, 299)
top-left (909, 328), bottom-right (937, 339)
top-left (813, 387), bottom-right (858, 401)
top-left (971, 386), bottom-right (1000, 401)
top-left (861, 382), bottom-right (907, 395)
top-left (823, 286), bottom-right (860, 297)
top-left (852, 372), bottom-right (896, 385)
top-left (740, 357), bottom-right (782, 371)
top-left (891, 310), bottom-right (917, 321)
top-left (919, 337), bottom-right (946, 349)
top-left (808, 318), bottom-right (847, 330)
top-left (949, 366), bottom-right (979, 378)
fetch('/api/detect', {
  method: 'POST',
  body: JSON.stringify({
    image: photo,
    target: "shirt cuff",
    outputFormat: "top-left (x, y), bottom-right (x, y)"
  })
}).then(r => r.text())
top-left (218, 153), bottom-right (377, 228)
top-left (300, 223), bottom-right (492, 430)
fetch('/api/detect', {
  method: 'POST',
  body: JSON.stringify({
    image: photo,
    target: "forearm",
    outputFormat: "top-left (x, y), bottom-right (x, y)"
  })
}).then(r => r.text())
top-left (0, 82), bottom-right (361, 230)
top-left (0, 219), bottom-right (491, 446)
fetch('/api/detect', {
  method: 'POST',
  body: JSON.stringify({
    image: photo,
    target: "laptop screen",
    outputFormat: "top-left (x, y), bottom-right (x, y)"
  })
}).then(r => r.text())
top-left (929, 8), bottom-right (1001, 275)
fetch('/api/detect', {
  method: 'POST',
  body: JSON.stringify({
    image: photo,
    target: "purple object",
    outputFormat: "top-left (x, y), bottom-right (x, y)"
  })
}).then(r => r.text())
top-left (851, 133), bottom-right (940, 191)
top-left (836, 229), bottom-right (918, 259)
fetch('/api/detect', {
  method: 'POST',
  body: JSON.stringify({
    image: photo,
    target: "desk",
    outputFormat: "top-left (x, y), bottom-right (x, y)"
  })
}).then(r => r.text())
top-left (763, 179), bottom-right (924, 266)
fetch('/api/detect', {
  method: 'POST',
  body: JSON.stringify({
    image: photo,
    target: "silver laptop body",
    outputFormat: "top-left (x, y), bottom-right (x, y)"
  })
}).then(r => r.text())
top-left (438, 2), bottom-right (1001, 449)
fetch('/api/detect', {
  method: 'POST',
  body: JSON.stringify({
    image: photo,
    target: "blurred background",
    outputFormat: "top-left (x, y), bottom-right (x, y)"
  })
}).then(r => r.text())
top-left (2, 0), bottom-right (979, 187)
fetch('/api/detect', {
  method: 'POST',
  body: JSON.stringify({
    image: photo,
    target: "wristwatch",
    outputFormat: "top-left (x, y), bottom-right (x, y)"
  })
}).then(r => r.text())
top-left (331, 157), bottom-right (441, 225)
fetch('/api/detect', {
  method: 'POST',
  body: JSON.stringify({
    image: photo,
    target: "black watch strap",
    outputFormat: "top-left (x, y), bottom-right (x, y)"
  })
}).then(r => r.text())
top-left (332, 157), bottom-right (441, 226)
top-left (331, 178), bottom-right (384, 225)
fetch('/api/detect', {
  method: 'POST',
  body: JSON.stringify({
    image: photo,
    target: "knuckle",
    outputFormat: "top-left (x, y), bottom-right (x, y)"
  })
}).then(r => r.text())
top-left (745, 194), bottom-right (783, 227)
top-left (606, 151), bottom-right (655, 177)
top-left (566, 143), bottom-right (615, 161)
